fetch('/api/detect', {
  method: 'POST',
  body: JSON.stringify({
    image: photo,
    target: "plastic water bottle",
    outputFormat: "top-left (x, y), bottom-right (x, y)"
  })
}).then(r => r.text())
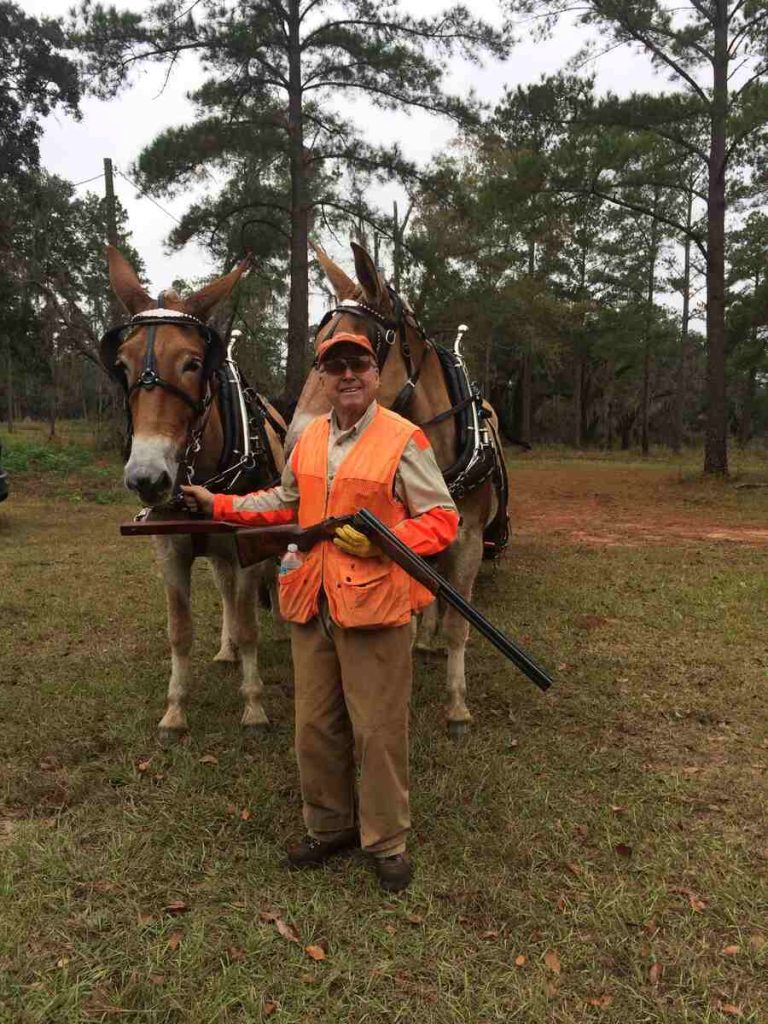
top-left (279, 543), bottom-right (303, 577)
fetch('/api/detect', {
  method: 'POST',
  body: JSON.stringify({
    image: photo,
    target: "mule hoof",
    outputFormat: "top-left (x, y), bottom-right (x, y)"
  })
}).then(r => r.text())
top-left (158, 727), bottom-right (187, 748)
top-left (242, 722), bottom-right (269, 740)
top-left (213, 649), bottom-right (239, 663)
top-left (447, 720), bottom-right (470, 740)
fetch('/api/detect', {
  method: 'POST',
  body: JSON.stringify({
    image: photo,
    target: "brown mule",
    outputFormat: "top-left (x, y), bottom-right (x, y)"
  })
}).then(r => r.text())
top-left (105, 246), bottom-right (286, 743)
top-left (286, 242), bottom-right (506, 737)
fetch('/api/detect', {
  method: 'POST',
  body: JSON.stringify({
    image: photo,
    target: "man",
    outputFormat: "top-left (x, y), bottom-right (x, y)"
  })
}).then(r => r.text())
top-left (181, 331), bottom-right (459, 892)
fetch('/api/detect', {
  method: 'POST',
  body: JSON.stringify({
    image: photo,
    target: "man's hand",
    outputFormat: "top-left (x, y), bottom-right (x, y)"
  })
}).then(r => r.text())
top-left (180, 484), bottom-right (215, 517)
top-left (333, 523), bottom-right (383, 559)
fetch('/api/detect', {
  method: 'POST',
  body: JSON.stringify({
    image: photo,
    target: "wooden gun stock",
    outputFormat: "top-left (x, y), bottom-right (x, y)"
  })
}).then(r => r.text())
top-left (234, 515), bottom-right (355, 565)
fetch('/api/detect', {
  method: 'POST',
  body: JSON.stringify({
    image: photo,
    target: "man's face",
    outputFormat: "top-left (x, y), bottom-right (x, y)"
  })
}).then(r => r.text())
top-left (319, 342), bottom-right (379, 421)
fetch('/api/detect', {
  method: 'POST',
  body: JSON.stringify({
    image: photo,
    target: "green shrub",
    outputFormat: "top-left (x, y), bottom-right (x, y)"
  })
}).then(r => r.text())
top-left (1, 438), bottom-right (93, 474)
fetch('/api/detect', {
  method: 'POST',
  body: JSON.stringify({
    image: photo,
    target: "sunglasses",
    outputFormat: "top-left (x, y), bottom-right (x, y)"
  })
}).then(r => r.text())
top-left (319, 354), bottom-right (376, 376)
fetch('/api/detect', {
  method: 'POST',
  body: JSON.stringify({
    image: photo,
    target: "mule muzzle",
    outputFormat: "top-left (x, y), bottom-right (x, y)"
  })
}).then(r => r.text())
top-left (125, 467), bottom-right (174, 505)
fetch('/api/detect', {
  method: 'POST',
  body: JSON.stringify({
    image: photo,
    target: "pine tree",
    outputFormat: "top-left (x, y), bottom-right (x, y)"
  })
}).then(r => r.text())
top-left (504, 0), bottom-right (768, 472)
top-left (72, 0), bottom-right (507, 399)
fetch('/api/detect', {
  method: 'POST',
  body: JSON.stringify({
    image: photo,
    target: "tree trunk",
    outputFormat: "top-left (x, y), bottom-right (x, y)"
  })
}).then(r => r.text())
top-left (738, 366), bottom-right (756, 448)
top-left (284, 0), bottom-right (309, 402)
top-left (603, 361), bottom-right (614, 449)
top-left (704, 4), bottom-right (729, 475)
top-left (519, 352), bottom-right (532, 445)
top-left (574, 355), bottom-right (584, 448)
top-left (641, 188), bottom-right (660, 458)
top-left (4, 340), bottom-right (13, 432)
top-left (673, 187), bottom-right (693, 454)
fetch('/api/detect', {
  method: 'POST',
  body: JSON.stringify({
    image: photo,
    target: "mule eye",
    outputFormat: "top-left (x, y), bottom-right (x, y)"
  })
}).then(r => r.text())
top-left (183, 358), bottom-right (202, 373)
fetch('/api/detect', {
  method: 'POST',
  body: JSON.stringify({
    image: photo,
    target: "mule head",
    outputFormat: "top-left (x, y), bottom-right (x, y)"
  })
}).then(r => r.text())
top-left (104, 245), bottom-right (248, 505)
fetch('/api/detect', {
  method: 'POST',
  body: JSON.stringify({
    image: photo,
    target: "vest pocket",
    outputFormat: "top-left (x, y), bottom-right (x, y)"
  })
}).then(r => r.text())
top-left (277, 560), bottom-right (315, 623)
top-left (335, 562), bottom-right (411, 626)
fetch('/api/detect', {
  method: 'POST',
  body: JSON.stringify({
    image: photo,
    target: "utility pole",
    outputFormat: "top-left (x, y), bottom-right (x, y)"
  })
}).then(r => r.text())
top-left (103, 158), bottom-right (122, 323)
top-left (393, 200), bottom-right (401, 292)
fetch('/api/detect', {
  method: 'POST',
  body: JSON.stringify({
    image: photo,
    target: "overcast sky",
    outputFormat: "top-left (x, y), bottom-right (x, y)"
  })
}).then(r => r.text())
top-left (30, 0), bottom-right (663, 298)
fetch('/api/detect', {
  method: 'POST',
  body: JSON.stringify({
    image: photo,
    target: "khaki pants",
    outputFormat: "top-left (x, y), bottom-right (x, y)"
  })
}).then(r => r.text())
top-left (290, 612), bottom-right (412, 856)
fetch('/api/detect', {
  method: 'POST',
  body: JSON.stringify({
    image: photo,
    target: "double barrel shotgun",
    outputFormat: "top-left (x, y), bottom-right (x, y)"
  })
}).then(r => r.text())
top-left (121, 509), bottom-right (553, 693)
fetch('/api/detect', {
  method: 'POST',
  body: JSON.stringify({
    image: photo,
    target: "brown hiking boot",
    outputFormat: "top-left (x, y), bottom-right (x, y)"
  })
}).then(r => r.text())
top-left (285, 832), bottom-right (358, 869)
top-left (374, 853), bottom-right (412, 893)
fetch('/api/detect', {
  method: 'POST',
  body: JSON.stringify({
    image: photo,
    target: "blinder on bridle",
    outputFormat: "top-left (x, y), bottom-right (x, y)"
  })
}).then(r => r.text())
top-left (99, 301), bottom-right (225, 416)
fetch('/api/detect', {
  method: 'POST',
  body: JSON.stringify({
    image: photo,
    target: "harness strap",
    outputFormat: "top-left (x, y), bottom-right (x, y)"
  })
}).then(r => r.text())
top-left (418, 394), bottom-right (476, 429)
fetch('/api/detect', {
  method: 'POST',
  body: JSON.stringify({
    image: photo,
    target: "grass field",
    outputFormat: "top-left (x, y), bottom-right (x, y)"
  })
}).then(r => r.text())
top-left (1, 424), bottom-right (768, 1023)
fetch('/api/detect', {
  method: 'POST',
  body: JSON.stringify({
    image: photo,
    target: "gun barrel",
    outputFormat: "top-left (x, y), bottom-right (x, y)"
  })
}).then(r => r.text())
top-left (351, 508), bottom-right (553, 693)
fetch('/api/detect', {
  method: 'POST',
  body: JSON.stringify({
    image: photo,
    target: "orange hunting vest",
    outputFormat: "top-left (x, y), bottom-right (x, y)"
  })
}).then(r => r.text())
top-left (278, 406), bottom-right (435, 628)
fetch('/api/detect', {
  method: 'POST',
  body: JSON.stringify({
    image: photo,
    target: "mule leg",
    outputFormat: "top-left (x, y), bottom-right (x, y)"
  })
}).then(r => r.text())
top-left (414, 599), bottom-right (443, 654)
top-left (155, 541), bottom-right (194, 744)
top-left (440, 522), bottom-right (484, 738)
top-left (211, 558), bottom-right (239, 662)
top-left (233, 565), bottom-right (269, 735)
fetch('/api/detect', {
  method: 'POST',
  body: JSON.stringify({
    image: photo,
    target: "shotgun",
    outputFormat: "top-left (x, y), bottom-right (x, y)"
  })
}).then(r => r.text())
top-left (120, 510), bottom-right (553, 692)
top-left (236, 508), bottom-right (553, 693)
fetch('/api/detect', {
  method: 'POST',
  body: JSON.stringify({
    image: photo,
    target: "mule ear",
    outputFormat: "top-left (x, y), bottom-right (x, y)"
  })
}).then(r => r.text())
top-left (310, 240), bottom-right (356, 300)
top-left (183, 258), bottom-right (249, 321)
top-left (107, 245), bottom-right (153, 316)
top-left (351, 241), bottom-right (390, 310)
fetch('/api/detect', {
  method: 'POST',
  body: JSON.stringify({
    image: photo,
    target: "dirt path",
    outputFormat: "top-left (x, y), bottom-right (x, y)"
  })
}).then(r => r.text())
top-left (509, 461), bottom-right (768, 546)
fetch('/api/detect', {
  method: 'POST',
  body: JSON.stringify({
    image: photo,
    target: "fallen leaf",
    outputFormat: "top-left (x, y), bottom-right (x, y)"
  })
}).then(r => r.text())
top-left (163, 900), bottom-right (190, 916)
top-left (56, 957), bottom-right (70, 969)
top-left (166, 929), bottom-right (183, 952)
top-left (199, 754), bottom-right (218, 765)
top-left (543, 950), bottom-right (561, 975)
top-left (586, 995), bottom-right (613, 1008)
top-left (240, 808), bottom-right (251, 821)
top-left (565, 861), bottom-right (582, 877)
top-left (749, 932), bottom-right (766, 951)
top-left (716, 1002), bottom-right (743, 1017)
top-left (227, 946), bottom-right (246, 963)
top-left (614, 843), bottom-right (633, 858)
top-left (225, 803), bottom-right (238, 816)
top-left (721, 945), bottom-right (740, 956)
top-left (514, 955), bottom-right (526, 967)
top-left (480, 929), bottom-right (499, 940)
top-left (305, 944), bottom-right (326, 961)
top-left (148, 973), bottom-right (166, 986)
top-left (648, 961), bottom-right (663, 987)
top-left (275, 917), bottom-right (300, 944)
top-left (136, 758), bottom-right (152, 773)
top-left (263, 1000), bottom-right (279, 1017)
top-left (405, 913), bottom-right (425, 926)
top-left (688, 894), bottom-right (707, 913)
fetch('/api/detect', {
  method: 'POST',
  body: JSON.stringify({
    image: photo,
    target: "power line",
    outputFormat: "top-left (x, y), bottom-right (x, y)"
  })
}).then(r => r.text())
top-left (114, 167), bottom-right (182, 225)
top-left (72, 172), bottom-right (105, 188)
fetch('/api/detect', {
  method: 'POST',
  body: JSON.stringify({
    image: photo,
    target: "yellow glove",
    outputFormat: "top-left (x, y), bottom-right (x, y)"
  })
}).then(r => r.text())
top-left (333, 524), bottom-right (383, 559)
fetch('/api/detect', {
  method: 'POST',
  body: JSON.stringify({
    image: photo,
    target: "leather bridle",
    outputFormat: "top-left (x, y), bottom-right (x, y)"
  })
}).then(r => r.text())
top-left (314, 287), bottom-right (432, 417)
top-left (99, 299), bottom-right (225, 488)
top-left (99, 302), bottom-right (224, 412)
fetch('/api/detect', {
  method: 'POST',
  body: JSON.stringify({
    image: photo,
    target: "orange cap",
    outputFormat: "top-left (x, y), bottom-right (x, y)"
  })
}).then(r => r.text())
top-left (316, 331), bottom-right (376, 364)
